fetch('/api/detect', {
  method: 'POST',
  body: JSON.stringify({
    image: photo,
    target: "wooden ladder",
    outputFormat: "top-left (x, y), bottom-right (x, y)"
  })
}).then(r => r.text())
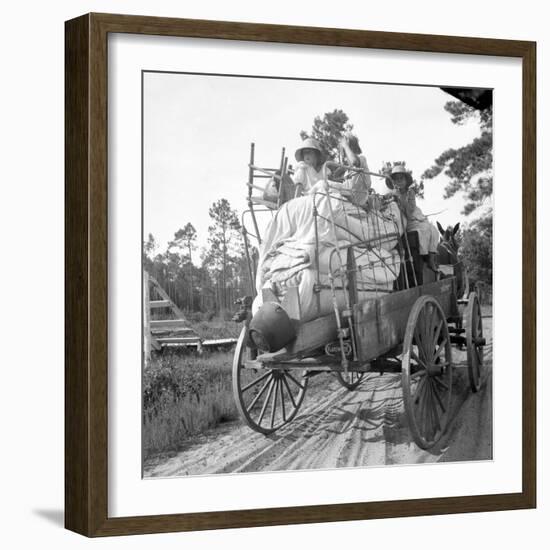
top-left (143, 271), bottom-right (202, 363)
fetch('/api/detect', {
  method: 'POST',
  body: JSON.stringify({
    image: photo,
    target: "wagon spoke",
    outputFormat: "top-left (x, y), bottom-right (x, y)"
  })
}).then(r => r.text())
top-left (414, 329), bottom-right (430, 365)
top-left (475, 346), bottom-right (483, 364)
top-left (418, 374), bottom-right (431, 420)
top-left (431, 379), bottom-right (447, 413)
top-left (428, 303), bottom-right (436, 339)
top-left (257, 378), bottom-right (276, 425)
top-left (282, 374), bottom-right (297, 408)
top-left (428, 382), bottom-right (442, 434)
top-left (414, 326), bottom-right (423, 349)
top-left (433, 320), bottom-right (443, 348)
top-left (245, 373), bottom-right (274, 413)
top-left (433, 375), bottom-right (449, 392)
top-left (411, 349), bottom-right (428, 371)
top-left (234, 326), bottom-right (308, 435)
top-left (420, 384), bottom-right (426, 433)
top-left (279, 378), bottom-right (286, 422)
top-left (411, 370), bottom-right (424, 381)
top-left (270, 379), bottom-right (279, 428)
top-left (420, 308), bottom-right (430, 350)
top-left (427, 303), bottom-right (436, 340)
top-left (426, 382), bottom-right (439, 439)
top-left (423, 381), bottom-right (434, 439)
top-left (464, 293), bottom-right (485, 392)
top-left (476, 350), bottom-right (483, 375)
top-left (414, 375), bottom-right (427, 405)
top-left (433, 338), bottom-right (448, 361)
top-left (419, 306), bottom-right (429, 342)
top-left (420, 381), bottom-right (431, 439)
top-left (286, 371), bottom-right (306, 391)
top-left (241, 370), bottom-right (272, 392)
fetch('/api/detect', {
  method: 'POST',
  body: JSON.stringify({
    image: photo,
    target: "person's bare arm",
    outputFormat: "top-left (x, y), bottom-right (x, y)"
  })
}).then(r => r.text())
top-left (339, 137), bottom-right (359, 167)
top-left (405, 188), bottom-right (417, 218)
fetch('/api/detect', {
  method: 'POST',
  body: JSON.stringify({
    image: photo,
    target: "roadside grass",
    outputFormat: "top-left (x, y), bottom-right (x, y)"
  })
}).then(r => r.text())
top-left (143, 315), bottom-right (347, 461)
top-left (184, 310), bottom-right (242, 340)
top-left (143, 350), bottom-right (238, 459)
top-left (142, 346), bottom-right (330, 461)
top-left (192, 318), bottom-right (241, 340)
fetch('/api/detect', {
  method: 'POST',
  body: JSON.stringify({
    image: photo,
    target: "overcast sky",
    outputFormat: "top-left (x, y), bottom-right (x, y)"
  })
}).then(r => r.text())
top-left (143, 71), bottom-right (486, 262)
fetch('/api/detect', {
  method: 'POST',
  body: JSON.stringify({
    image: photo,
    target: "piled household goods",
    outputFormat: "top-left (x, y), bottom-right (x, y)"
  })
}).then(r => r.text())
top-left (253, 186), bottom-right (404, 322)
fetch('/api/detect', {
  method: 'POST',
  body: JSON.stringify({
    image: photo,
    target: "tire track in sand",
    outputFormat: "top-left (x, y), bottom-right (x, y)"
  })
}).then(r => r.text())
top-left (144, 317), bottom-right (493, 477)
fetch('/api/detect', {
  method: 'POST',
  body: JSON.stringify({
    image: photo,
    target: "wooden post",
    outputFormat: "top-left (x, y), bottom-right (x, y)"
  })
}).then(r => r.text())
top-left (143, 270), bottom-right (151, 365)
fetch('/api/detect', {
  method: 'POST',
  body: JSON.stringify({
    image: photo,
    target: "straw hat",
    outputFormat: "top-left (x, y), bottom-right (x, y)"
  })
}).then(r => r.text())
top-left (294, 137), bottom-right (325, 164)
top-left (386, 164), bottom-right (413, 190)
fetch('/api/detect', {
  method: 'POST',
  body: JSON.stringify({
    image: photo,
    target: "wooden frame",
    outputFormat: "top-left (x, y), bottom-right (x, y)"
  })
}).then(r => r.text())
top-left (65, 12), bottom-right (536, 537)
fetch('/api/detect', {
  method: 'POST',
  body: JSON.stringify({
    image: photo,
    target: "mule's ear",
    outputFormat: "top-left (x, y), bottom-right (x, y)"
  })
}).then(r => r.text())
top-left (436, 221), bottom-right (445, 236)
top-left (453, 222), bottom-right (460, 235)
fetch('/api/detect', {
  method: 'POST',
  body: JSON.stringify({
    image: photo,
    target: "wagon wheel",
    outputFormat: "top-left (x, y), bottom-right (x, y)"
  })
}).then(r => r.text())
top-left (461, 267), bottom-right (470, 300)
top-left (232, 327), bottom-right (308, 434)
top-left (402, 295), bottom-right (453, 450)
top-left (335, 370), bottom-right (364, 390)
top-left (474, 281), bottom-right (484, 306)
top-left (464, 292), bottom-right (485, 392)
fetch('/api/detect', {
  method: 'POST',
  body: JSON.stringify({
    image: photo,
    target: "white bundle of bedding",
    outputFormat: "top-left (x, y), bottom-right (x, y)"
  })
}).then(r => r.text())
top-left (253, 190), bottom-right (404, 322)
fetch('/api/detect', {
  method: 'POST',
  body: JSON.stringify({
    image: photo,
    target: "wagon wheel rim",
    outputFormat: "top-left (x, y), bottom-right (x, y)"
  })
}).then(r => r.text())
top-left (465, 292), bottom-right (484, 392)
top-left (232, 327), bottom-right (308, 434)
top-left (402, 296), bottom-right (453, 450)
top-left (474, 282), bottom-right (484, 306)
top-left (461, 268), bottom-right (470, 300)
top-left (335, 370), bottom-right (365, 390)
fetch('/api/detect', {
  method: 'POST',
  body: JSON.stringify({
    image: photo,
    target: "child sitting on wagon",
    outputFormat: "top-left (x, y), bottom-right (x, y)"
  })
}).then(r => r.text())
top-left (292, 137), bottom-right (330, 194)
top-left (293, 134), bottom-right (372, 209)
top-left (335, 132), bottom-right (372, 208)
top-left (263, 136), bottom-right (361, 205)
top-left (386, 163), bottom-right (440, 273)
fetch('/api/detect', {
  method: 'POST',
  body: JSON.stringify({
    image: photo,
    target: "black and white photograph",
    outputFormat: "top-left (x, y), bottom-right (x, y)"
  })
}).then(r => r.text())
top-left (141, 72), bottom-right (493, 478)
top-left (1, 0), bottom-right (544, 544)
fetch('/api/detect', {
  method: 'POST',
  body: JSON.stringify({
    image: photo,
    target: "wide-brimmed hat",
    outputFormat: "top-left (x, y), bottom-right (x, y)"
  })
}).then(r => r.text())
top-left (386, 164), bottom-right (413, 190)
top-left (295, 137), bottom-right (325, 164)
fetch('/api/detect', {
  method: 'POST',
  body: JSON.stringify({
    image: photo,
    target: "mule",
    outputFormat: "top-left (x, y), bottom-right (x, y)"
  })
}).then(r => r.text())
top-left (436, 221), bottom-right (460, 265)
top-left (436, 221), bottom-right (469, 298)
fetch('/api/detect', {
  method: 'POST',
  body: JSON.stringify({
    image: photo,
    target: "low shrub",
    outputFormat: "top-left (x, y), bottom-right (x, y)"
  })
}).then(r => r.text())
top-left (143, 351), bottom-right (238, 458)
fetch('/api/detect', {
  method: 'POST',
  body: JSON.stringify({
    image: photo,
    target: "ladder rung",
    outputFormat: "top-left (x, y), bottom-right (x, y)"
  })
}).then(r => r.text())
top-left (157, 337), bottom-right (202, 345)
top-left (150, 319), bottom-right (189, 328)
top-left (150, 300), bottom-right (171, 308)
top-left (151, 327), bottom-right (197, 335)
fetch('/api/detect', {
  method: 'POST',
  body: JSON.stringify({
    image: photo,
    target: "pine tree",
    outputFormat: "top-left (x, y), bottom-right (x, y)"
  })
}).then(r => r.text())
top-left (422, 100), bottom-right (493, 216)
top-left (205, 199), bottom-right (242, 312)
top-left (423, 95), bottom-right (493, 292)
top-left (300, 109), bottom-right (353, 162)
top-left (169, 223), bottom-right (197, 310)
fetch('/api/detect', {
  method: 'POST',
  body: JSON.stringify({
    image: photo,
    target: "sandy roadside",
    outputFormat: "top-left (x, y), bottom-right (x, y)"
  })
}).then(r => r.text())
top-left (144, 314), bottom-right (493, 477)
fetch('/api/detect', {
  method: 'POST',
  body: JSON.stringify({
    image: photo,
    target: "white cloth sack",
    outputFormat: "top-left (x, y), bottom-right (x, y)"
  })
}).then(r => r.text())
top-left (253, 191), bottom-right (404, 322)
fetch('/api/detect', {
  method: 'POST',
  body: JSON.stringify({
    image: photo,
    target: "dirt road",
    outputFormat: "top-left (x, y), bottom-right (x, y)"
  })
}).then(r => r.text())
top-left (144, 315), bottom-right (492, 477)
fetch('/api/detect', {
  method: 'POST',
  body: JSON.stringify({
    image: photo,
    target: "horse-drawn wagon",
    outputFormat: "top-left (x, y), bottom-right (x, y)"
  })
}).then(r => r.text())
top-left (232, 144), bottom-right (485, 450)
